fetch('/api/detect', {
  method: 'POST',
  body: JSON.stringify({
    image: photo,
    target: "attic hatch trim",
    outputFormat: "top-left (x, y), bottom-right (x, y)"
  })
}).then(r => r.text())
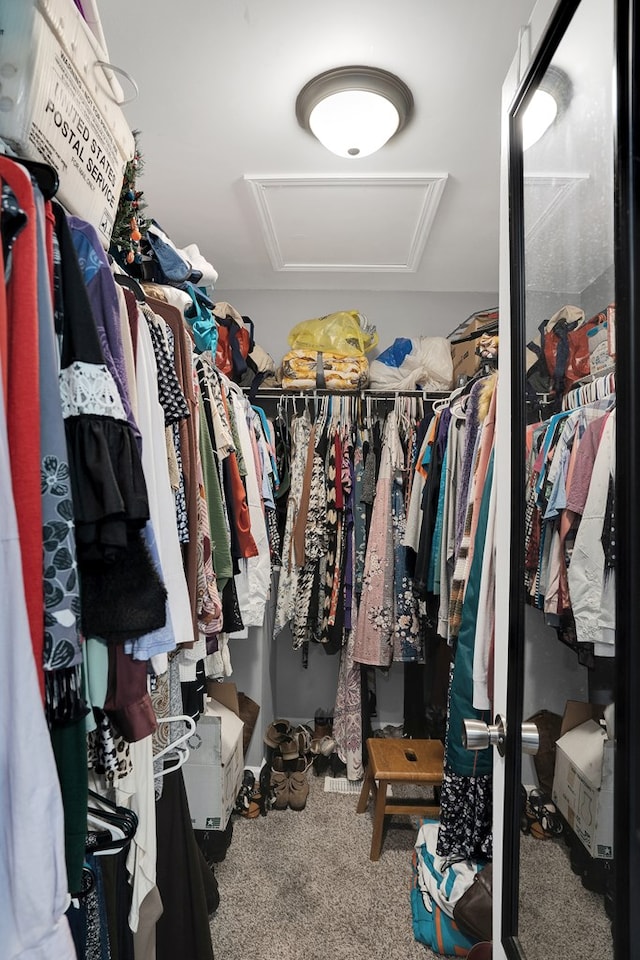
top-left (244, 173), bottom-right (448, 273)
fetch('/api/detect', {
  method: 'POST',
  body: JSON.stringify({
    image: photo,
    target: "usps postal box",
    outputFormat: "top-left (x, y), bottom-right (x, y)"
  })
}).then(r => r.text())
top-left (552, 718), bottom-right (614, 860)
top-left (183, 695), bottom-right (244, 832)
top-left (0, 0), bottom-right (134, 246)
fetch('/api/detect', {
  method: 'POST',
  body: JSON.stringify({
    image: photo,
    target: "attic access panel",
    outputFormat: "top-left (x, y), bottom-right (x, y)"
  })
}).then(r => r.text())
top-left (245, 174), bottom-right (448, 273)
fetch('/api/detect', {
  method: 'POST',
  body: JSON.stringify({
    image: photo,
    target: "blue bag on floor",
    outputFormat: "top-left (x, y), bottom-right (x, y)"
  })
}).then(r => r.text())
top-left (411, 851), bottom-right (477, 956)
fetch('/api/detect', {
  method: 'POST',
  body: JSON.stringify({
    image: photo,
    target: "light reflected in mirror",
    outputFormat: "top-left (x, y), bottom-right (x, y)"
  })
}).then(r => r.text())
top-left (516, 0), bottom-right (615, 957)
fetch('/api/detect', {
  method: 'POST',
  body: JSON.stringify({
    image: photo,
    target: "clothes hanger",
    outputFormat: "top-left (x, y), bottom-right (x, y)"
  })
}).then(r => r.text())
top-left (112, 271), bottom-right (147, 304)
top-left (153, 715), bottom-right (195, 780)
top-left (87, 809), bottom-right (126, 841)
top-left (153, 714), bottom-right (196, 764)
top-left (4, 154), bottom-right (60, 200)
top-left (1, 183), bottom-right (27, 266)
top-left (432, 395), bottom-right (451, 414)
top-left (86, 794), bottom-right (137, 856)
top-left (87, 788), bottom-right (138, 834)
top-left (155, 743), bottom-right (190, 779)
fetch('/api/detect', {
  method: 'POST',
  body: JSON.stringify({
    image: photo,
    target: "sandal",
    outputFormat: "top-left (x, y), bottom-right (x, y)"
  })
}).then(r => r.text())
top-left (310, 736), bottom-right (336, 758)
top-left (523, 787), bottom-right (563, 839)
top-left (293, 723), bottom-right (314, 757)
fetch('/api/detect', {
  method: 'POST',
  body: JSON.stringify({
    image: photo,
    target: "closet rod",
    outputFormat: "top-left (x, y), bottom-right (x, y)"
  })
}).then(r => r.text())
top-left (245, 388), bottom-right (451, 403)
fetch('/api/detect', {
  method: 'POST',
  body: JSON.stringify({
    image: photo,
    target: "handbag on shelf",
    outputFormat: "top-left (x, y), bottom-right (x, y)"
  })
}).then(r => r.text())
top-left (452, 862), bottom-right (493, 943)
top-left (213, 302), bottom-right (254, 382)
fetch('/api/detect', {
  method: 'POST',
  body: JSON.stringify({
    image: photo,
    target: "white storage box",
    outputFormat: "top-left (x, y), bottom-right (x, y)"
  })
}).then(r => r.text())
top-left (552, 714), bottom-right (614, 860)
top-left (0, 0), bottom-right (134, 246)
top-left (182, 685), bottom-right (245, 831)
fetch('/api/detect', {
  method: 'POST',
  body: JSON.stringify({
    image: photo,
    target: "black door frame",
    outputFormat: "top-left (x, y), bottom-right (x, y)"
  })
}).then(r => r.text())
top-left (504, 0), bottom-right (639, 956)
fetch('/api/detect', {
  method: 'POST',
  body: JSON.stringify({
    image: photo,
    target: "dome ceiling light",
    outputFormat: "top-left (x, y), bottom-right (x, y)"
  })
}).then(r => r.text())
top-left (295, 66), bottom-right (414, 159)
top-left (522, 65), bottom-right (573, 151)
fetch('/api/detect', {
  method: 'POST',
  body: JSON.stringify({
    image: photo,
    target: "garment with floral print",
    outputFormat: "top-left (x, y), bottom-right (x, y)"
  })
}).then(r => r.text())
top-left (391, 476), bottom-right (423, 662)
top-left (353, 431), bottom-right (368, 598)
top-left (291, 449), bottom-right (327, 648)
top-left (353, 418), bottom-right (395, 667)
top-left (274, 414), bottom-right (312, 635)
top-left (39, 244), bottom-right (83, 673)
top-left (333, 624), bottom-right (365, 781)
top-left (42, 454), bottom-right (82, 670)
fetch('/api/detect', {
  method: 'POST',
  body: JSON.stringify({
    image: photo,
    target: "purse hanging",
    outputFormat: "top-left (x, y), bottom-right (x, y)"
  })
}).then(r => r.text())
top-left (184, 286), bottom-right (219, 355)
top-left (452, 862), bottom-right (493, 943)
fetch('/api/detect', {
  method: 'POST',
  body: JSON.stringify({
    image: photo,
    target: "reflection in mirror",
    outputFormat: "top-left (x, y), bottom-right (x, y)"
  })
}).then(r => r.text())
top-left (516, 0), bottom-right (615, 957)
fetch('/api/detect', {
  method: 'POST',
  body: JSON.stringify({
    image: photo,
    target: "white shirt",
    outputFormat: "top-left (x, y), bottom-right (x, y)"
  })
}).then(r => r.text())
top-left (0, 388), bottom-right (75, 960)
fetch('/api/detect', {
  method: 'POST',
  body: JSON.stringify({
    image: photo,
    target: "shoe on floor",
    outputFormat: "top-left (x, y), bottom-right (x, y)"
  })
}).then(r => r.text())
top-left (288, 758), bottom-right (310, 811)
top-left (270, 755), bottom-right (290, 810)
top-left (264, 718), bottom-right (292, 749)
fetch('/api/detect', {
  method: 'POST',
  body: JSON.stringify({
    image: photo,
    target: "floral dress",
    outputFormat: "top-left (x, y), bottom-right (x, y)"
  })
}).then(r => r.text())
top-left (353, 417), bottom-right (396, 667)
top-left (391, 476), bottom-right (422, 661)
top-left (274, 413), bottom-right (312, 635)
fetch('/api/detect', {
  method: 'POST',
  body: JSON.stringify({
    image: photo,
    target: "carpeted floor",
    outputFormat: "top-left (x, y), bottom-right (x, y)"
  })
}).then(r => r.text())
top-left (518, 832), bottom-right (613, 960)
top-left (211, 771), bottom-right (436, 960)
top-left (210, 771), bottom-right (614, 960)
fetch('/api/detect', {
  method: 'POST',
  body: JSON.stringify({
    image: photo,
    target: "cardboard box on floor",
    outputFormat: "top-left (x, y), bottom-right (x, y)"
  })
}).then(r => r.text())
top-left (182, 682), bottom-right (245, 832)
top-left (551, 700), bottom-right (614, 860)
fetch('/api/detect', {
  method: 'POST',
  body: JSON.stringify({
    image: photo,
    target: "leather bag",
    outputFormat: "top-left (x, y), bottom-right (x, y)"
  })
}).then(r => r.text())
top-left (453, 863), bottom-right (493, 943)
top-left (213, 301), bottom-right (254, 381)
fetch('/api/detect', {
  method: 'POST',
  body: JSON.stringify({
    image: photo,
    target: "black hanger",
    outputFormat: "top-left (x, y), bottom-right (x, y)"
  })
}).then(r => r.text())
top-left (87, 787), bottom-right (139, 832)
top-left (113, 272), bottom-right (147, 304)
top-left (1, 183), bottom-right (27, 266)
top-left (9, 155), bottom-right (59, 200)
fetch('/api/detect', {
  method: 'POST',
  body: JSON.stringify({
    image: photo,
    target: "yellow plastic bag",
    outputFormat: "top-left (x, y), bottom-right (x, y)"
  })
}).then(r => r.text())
top-left (287, 311), bottom-right (378, 357)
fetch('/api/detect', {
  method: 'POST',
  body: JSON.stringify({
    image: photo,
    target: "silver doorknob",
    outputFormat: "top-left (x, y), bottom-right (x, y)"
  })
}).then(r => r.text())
top-left (521, 721), bottom-right (540, 755)
top-left (462, 714), bottom-right (507, 756)
top-left (461, 715), bottom-right (540, 757)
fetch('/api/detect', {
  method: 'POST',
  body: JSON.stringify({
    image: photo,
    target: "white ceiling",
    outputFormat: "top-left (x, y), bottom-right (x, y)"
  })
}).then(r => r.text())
top-left (97, 0), bottom-right (537, 294)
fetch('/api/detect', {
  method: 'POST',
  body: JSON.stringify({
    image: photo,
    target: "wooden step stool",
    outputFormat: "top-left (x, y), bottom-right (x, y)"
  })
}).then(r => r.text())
top-left (356, 737), bottom-right (444, 860)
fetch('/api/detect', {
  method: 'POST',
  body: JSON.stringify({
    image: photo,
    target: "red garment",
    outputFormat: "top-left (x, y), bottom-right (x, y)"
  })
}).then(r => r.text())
top-left (0, 179), bottom-right (7, 404)
top-left (44, 200), bottom-right (55, 304)
top-left (220, 386), bottom-right (258, 560)
top-left (0, 158), bottom-right (44, 694)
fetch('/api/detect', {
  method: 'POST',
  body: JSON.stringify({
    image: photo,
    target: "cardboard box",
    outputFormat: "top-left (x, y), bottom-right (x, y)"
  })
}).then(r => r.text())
top-left (587, 305), bottom-right (615, 375)
top-left (450, 338), bottom-right (481, 383)
top-left (182, 682), bottom-right (245, 831)
top-left (0, 0), bottom-right (135, 247)
top-left (448, 309), bottom-right (499, 383)
top-left (551, 701), bottom-right (614, 860)
top-left (448, 308), bottom-right (499, 344)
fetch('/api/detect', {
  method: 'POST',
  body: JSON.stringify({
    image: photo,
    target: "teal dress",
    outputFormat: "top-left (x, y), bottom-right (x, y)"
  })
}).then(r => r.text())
top-left (436, 453), bottom-right (494, 860)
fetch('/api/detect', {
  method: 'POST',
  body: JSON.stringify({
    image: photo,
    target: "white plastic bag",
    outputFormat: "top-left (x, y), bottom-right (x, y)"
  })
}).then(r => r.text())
top-left (369, 337), bottom-right (453, 391)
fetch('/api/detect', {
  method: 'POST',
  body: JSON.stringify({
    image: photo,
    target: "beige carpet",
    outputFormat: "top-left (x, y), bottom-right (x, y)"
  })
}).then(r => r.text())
top-left (210, 770), bottom-right (614, 960)
top-left (211, 772), bottom-right (436, 960)
top-left (518, 832), bottom-right (613, 960)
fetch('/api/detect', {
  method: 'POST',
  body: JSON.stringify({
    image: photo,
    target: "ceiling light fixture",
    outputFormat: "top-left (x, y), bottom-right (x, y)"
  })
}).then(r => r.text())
top-left (522, 65), bottom-right (572, 151)
top-left (295, 66), bottom-right (414, 159)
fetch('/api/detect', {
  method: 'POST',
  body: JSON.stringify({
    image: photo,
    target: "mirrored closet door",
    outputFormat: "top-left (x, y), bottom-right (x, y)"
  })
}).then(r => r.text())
top-left (495, 0), bottom-right (640, 956)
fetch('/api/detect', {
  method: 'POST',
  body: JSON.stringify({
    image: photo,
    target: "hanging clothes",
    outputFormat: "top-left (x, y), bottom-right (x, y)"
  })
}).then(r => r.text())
top-left (274, 413), bottom-right (312, 635)
top-left (0, 378), bottom-right (75, 958)
top-left (437, 453), bottom-right (495, 861)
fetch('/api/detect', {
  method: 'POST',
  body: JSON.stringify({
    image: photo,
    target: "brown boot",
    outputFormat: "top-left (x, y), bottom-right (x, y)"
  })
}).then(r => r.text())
top-left (270, 756), bottom-right (289, 810)
top-left (288, 758), bottom-right (311, 811)
top-left (313, 708), bottom-right (333, 741)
